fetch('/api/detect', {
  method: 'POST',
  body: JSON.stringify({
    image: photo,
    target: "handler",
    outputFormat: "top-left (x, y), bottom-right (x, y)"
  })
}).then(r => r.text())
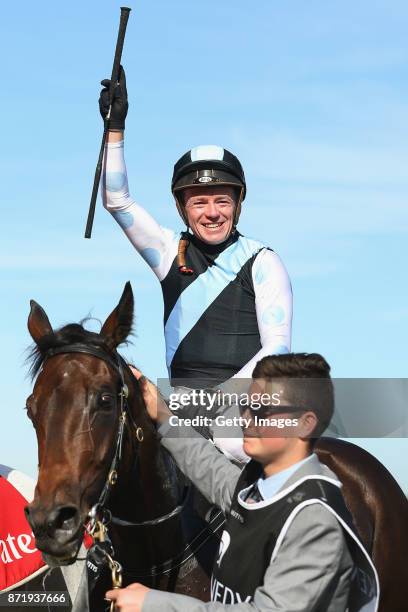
top-left (106, 353), bottom-right (379, 611)
top-left (99, 67), bottom-right (292, 459)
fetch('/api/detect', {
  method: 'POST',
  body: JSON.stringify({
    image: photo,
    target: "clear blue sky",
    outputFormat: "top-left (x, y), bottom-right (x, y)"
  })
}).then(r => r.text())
top-left (1, 1), bottom-right (407, 489)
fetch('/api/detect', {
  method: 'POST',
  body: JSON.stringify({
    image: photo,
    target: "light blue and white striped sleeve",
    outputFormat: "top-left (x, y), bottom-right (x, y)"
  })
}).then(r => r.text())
top-left (232, 248), bottom-right (293, 379)
top-left (101, 139), bottom-right (178, 281)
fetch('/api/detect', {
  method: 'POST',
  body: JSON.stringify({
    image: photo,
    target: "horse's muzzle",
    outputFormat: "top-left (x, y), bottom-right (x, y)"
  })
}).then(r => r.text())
top-left (25, 503), bottom-right (84, 564)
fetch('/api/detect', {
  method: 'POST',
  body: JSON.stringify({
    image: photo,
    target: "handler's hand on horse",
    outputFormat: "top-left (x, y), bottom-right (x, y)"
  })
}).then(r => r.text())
top-left (106, 583), bottom-right (149, 611)
top-left (129, 366), bottom-right (171, 424)
top-left (99, 65), bottom-right (128, 131)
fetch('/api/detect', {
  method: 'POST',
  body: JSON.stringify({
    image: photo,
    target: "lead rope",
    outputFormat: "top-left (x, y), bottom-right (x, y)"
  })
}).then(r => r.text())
top-left (90, 521), bottom-right (123, 612)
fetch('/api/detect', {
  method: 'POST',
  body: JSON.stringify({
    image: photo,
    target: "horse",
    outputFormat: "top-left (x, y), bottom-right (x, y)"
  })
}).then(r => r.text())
top-left (315, 438), bottom-right (408, 611)
top-left (24, 282), bottom-right (408, 611)
top-left (24, 282), bottom-right (219, 610)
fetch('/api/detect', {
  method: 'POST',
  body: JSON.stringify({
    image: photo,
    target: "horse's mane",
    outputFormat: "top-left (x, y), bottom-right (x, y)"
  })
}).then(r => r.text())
top-left (26, 321), bottom-right (113, 380)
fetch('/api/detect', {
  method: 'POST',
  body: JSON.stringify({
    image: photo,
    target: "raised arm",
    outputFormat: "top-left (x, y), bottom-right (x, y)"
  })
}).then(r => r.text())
top-left (99, 68), bottom-right (178, 280)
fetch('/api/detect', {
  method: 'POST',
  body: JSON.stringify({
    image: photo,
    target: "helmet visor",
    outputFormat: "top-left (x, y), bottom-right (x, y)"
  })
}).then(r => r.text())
top-left (173, 168), bottom-right (246, 198)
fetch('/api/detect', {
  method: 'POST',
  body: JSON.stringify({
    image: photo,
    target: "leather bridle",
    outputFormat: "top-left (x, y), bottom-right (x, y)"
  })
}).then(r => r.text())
top-left (41, 343), bottom-right (221, 585)
top-left (43, 343), bottom-right (183, 530)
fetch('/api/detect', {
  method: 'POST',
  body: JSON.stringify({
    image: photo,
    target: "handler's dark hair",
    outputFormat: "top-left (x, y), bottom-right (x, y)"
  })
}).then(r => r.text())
top-left (252, 353), bottom-right (334, 442)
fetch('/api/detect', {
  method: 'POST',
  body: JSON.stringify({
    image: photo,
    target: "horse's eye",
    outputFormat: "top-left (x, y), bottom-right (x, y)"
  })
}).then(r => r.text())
top-left (25, 395), bottom-right (34, 420)
top-left (98, 393), bottom-right (114, 409)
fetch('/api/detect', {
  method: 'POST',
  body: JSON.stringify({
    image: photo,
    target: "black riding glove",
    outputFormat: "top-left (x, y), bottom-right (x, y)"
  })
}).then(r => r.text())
top-left (99, 65), bottom-right (128, 131)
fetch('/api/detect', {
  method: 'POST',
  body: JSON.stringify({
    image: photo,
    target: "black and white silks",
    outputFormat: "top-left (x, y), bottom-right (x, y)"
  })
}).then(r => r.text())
top-left (101, 140), bottom-right (292, 384)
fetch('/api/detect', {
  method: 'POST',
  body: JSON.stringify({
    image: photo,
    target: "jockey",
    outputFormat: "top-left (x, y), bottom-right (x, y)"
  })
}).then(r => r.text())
top-left (99, 67), bottom-right (292, 461)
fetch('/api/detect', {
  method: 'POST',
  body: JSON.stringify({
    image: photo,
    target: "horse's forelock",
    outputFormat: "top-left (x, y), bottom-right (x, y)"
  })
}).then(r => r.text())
top-left (25, 322), bottom-right (112, 381)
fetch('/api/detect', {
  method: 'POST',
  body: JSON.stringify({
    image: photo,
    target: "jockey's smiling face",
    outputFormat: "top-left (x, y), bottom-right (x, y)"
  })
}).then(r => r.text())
top-left (183, 186), bottom-right (236, 245)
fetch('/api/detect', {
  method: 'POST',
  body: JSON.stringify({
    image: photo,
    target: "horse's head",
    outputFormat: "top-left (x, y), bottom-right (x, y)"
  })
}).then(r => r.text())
top-left (24, 282), bottom-right (144, 566)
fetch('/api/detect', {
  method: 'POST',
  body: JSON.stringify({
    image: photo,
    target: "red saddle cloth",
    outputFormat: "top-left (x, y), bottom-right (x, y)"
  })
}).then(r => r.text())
top-left (0, 472), bottom-right (46, 591)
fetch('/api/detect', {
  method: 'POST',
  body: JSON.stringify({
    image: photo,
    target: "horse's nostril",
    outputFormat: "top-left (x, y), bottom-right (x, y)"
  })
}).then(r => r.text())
top-left (48, 505), bottom-right (79, 533)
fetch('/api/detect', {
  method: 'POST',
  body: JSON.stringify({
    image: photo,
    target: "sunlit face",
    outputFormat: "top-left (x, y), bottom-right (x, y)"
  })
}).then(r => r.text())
top-left (241, 379), bottom-right (316, 466)
top-left (182, 186), bottom-right (236, 244)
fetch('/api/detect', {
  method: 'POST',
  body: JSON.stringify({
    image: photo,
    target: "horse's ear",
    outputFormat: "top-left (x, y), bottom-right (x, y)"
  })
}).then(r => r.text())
top-left (101, 282), bottom-right (134, 350)
top-left (28, 300), bottom-right (53, 344)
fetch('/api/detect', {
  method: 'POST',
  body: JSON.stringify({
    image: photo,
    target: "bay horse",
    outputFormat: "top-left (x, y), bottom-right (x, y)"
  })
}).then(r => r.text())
top-left (24, 283), bottom-right (408, 611)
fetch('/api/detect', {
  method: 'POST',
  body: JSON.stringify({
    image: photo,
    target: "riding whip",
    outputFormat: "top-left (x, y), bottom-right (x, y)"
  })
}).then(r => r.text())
top-left (84, 6), bottom-right (131, 239)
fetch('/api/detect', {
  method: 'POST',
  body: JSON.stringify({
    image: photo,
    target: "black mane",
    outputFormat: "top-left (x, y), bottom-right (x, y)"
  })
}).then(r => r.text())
top-left (26, 322), bottom-right (115, 380)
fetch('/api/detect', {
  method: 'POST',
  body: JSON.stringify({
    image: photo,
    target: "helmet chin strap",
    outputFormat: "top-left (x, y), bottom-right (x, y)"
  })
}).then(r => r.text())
top-left (174, 195), bottom-right (189, 226)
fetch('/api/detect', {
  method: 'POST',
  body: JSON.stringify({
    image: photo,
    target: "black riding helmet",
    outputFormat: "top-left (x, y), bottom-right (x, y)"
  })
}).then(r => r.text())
top-left (171, 145), bottom-right (246, 227)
